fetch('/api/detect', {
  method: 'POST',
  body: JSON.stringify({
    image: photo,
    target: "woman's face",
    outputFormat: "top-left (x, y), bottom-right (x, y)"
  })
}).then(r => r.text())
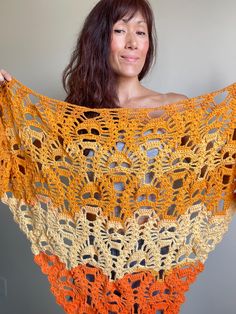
top-left (109, 11), bottom-right (149, 79)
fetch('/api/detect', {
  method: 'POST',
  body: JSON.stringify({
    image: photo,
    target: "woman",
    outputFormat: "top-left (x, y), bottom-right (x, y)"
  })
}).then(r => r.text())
top-left (1, 1), bottom-right (236, 314)
top-left (0, 0), bottom-right (187, 109)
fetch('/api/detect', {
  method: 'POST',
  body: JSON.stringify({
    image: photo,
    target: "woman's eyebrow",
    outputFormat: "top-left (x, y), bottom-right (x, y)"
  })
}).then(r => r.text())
top-left (121, 18), bottom-right (146, 24)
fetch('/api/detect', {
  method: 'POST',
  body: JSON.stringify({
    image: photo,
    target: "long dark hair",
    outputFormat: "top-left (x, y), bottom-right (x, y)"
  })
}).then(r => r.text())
top-left (62, 0), bottom-right (157, 108)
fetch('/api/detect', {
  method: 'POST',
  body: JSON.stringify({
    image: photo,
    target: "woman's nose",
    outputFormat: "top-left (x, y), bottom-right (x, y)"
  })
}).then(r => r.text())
top-left (125, 33), bottom-right (137, 49)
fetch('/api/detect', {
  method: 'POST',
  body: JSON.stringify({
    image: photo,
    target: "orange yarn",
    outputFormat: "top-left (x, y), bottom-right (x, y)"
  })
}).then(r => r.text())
top-left (0, 78), bottom-right (236, 313)
top-left (34, 252), bottom-right (204, 314)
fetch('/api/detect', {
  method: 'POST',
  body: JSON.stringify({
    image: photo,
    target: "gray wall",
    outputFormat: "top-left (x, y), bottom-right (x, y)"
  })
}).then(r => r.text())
top-left (0, 0), bottom-right (236, 313)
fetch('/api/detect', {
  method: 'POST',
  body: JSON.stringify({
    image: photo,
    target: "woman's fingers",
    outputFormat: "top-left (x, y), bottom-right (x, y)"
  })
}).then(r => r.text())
top-left (0, 69), bottom-right (12, 86)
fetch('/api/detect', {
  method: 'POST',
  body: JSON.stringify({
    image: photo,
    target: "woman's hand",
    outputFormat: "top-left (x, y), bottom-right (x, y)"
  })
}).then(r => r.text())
top-left (0, 69), bottom-right (12, 86)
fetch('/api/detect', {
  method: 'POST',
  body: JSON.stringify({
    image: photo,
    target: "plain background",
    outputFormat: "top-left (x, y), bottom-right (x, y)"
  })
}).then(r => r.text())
top-left (0, 0), bottom-right (236, 313)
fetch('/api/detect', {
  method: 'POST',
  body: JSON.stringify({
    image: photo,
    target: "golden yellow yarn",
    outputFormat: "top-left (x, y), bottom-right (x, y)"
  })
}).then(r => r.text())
top-left (0, 78), bottom-right (235, 314)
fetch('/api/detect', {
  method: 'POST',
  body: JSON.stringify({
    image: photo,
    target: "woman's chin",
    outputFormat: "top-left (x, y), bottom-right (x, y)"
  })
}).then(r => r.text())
top-left (117, 71), bottom-right (142, 79)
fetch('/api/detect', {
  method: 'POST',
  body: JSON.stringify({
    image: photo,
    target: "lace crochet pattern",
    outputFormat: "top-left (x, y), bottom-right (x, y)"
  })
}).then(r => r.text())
top-left (0, 78), bottom-right (236, 314)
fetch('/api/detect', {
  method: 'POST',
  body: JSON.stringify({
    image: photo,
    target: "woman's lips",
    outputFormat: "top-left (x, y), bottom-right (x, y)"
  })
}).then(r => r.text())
top-left (121, 56), bottom-right (139, 63)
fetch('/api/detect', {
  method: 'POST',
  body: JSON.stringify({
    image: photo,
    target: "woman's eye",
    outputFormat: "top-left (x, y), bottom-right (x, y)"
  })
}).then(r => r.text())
top-left (137, 31), bottom-right (146, 36)
top-left (114, 29), bottom-right (124, 33)
top-left (114, 29), bottom-right (146, 36)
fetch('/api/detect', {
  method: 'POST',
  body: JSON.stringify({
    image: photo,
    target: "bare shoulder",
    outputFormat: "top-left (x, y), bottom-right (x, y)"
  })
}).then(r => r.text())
top-left (167, 92), bottom-right (189, 102)
top-left (133, 87), bottom-right (189, 108)
top-left (147, 91), bottom-right (188, 107)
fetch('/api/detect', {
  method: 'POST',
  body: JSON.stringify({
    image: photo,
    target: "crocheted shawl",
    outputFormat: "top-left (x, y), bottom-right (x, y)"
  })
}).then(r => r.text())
top-left (0, 78), bottom-right (236, 314)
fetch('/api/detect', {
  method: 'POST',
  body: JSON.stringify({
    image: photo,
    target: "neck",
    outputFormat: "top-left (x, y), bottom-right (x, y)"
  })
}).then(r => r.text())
top-left (116, 76), bottom-right (145, 107)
